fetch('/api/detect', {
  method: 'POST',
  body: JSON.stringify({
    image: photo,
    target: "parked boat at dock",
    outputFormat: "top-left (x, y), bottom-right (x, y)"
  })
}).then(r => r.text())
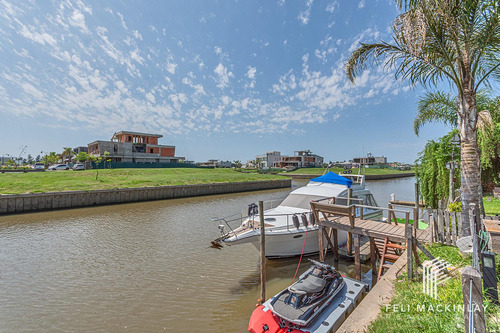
top-left (212, 172), bottom-right (383, 258)
top-left (248, 260), bottom-right (368, 333)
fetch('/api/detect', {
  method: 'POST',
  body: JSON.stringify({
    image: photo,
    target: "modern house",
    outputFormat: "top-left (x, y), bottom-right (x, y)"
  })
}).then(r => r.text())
top-left (72, 146), bottom-right (88, 155)
top-left (276, 150), bottom-right (324, 169)
top-left (352, 153), bottom-right (388, 166)
top-left (255, 151), bottom-right (282, 169)
top-left (88, 131), bottom-right (184, 163)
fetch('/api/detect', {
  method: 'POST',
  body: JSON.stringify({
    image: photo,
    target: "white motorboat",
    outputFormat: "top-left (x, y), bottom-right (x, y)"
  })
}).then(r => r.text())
top-left (212, 172), bottom-right (382, 258)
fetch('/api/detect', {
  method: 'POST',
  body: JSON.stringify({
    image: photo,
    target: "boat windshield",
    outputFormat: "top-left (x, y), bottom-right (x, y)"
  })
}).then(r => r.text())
top-left (279, 193), bottom-right (328, 210)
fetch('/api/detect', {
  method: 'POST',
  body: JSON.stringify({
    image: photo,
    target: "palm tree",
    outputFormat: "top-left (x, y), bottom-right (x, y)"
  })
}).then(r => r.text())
top-left (414, 91), bottom-right (499, 136)
top-left (414, 91), bottom-right (499, 214)
top-left (346, 0), bottom-right (500, 236)
top-left (61, 147), bottom-right (73, 164)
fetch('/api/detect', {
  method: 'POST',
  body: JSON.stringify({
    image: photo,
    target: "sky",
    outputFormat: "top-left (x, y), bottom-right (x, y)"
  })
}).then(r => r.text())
top-left (0, 0), bottom-right (452, 163)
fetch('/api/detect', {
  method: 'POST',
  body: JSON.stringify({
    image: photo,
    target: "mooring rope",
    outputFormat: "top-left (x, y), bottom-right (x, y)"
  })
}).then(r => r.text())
top-left (290, 227), bottom-right (308, 285)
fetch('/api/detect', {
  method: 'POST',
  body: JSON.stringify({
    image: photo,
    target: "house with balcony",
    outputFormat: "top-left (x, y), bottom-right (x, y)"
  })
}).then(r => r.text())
top-left (255, 151), bottom-right (282, 169)
top-left (88, 131), bottom-right (184, 164)
top-left (275, 150), bottom-right (324, 169)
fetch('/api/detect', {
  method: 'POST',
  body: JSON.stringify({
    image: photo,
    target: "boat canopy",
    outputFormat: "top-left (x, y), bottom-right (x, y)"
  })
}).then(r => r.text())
top-left (310, 172), bottom-right (353, 188)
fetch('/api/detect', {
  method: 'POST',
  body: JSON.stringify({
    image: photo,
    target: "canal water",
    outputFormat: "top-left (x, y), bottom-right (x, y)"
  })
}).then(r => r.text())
top-left (0, 177), bottom-right (416, 332)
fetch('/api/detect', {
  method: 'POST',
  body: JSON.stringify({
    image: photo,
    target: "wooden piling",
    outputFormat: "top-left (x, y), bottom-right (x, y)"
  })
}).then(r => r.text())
top-left (414, 182), bottom-right (420, 223)
top-left (259, 201), bottom-right (266, 305)
top-left (370, 237), bottom-right (377, 284)
top-left (333, 228), bottom-right (339, 261)
top-left (406, 224), bottom-right (413, 280)
top-left (462, 266), bottom-right (486, 333)
top-left (318, 224), bottom-right (325, 262)
top-left (347, 188), bottom-right (353, 255)
top-left (354, 234), bottom-right (361, 281)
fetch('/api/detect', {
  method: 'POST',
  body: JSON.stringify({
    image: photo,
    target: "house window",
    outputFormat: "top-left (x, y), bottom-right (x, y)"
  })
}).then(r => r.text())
top-left (150, 148), bottom-right (154, 153)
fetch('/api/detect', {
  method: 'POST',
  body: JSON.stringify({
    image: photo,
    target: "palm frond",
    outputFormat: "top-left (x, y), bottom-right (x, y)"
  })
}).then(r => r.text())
top-left (414, 91), bottom-right (458, 135)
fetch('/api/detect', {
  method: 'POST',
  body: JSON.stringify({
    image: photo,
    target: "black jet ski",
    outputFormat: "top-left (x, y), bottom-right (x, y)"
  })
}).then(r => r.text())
top-left (268, 259), bottom-right (345, 327)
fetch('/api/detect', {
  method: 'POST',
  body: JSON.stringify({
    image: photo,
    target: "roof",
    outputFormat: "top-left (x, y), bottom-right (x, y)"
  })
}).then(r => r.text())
top-left (310, 172), bottom-right (353, 188)
top-left (112, 131), bottom-right (163, 138)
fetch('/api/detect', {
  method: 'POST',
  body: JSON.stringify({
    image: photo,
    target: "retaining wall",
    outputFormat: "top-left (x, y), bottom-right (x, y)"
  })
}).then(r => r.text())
top-left (0, 179), bottom-right (291, 215)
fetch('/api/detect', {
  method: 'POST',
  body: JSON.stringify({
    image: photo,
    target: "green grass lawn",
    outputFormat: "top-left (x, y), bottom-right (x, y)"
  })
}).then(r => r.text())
top-left (283, 167), bottom-right (415, 175)
top-left (394, 217), bottom-right (429, 230)
top-left (0, 168), bottom-right (286, 194)
top-left (368, 244), bottom-right (500, 332)
top-left (484, 195), bottom-right (500, 215)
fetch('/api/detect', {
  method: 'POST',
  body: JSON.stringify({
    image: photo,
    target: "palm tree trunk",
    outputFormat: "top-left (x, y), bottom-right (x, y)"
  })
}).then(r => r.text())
top-left (458, 88), bottom-right (481, 237)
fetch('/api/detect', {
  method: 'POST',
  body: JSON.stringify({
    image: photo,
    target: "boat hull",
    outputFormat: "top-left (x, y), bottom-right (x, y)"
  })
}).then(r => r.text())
top-left (225, 228), bottom-right (348, 258)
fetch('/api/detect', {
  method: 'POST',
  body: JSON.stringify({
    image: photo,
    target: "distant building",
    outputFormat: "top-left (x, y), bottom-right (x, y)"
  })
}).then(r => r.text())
top-left (255, 151), bottom-right (281, 169)
top-left (218, 160), bottom-right (233, 168)
top-left (199, 159), bottom-right (232, 168)
top-left (73, 146), bottom-right (88, 155)
top-left (352, 153), bottom-right (387, 166)
top-left (0, 156), bottom-right (10, 165)
top-left (88, 131), bottom-right (184, 163)
top-left (276, 150), bottom-right (324, 169)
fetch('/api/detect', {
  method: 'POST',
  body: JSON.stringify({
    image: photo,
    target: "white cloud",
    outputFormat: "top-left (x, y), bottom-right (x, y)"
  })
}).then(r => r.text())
top-left (166, 61), bottom-right (177, 74)
top-left (145, 92), bottom-right (155, 104)
top-left (117, 12), bottom-right (127, 29)
top-left (326, 1), bottom-right (338, 13)
top-left (68, 9), bottom-right (88, 32)
top-left (18, 23), bottom-right (58, 47)
top-left (348, 27), bottom-right (380, 53)
top-left (213, 63), bottom-right (234, 89)
top-left (358, 0), bottom-right (366, 9)
top-left (182, 77), bottom-right (206, 96)
top-left (21, 83), bottom-right (44, 99)
top-left (130, 48), bottom-right (144, 64)
top-left (133, 30), bottom-right (143, 40)
top-left (298, 0), bottom-right (314, 25)
top-left (246, 67), bottom-right (257, 88)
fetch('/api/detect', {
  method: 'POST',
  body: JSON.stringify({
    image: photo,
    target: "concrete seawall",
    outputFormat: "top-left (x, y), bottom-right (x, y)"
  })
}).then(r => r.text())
top-left (0, 179), bottom-right (291, 215)
top-left (283, 172), bottom-right (415, 180)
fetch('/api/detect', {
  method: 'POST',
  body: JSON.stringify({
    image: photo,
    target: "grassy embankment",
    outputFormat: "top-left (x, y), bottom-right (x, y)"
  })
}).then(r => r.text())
top-left (368, 243), bottom-right (500, 332)
top-left (0, 168), bottom-right (286, 195)
top-left (484, 195), bottom-right (500, 216)
top-left (283, 167), bottom-right (415, 175)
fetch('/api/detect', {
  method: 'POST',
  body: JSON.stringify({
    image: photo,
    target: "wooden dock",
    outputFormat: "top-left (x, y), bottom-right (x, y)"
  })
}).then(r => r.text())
top-left (311, 201), bottom-right (430, 283)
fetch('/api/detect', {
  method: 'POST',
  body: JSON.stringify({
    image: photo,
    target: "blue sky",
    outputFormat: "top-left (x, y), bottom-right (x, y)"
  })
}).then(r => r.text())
top-left (0, 0), bottom-right (451, 163)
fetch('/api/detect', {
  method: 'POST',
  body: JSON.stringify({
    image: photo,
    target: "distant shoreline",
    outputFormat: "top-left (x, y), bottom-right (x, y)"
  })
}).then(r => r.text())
top-left (282, 172), bottom-right (415, 180)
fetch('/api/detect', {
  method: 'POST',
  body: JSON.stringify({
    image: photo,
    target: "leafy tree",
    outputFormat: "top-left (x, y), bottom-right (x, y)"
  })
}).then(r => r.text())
top-left (35, 155), bottom-right (41, 162)
top-left (75, 152), bottom-right (90, 163)
top-left (417, 131), bottom-right (461, 209)
top-left (233, 160), bottom-right (242, 168)
top-left (44, 152), bottom-right (59, 165)
top-left (61, 147), bottom-right (73, 163)
top-left (5, 159), bottom-right (15, 167)
top-left (346, 0), bottom-right (500, 236)
top-left (415, 92), bottom-right (500, 188)
top-left (27, 154), bottom-right (34, 164)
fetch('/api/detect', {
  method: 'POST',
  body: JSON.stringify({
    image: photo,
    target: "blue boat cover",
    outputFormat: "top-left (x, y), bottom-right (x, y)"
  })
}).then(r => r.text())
top-left (310, 172), bottom-right (352, 188)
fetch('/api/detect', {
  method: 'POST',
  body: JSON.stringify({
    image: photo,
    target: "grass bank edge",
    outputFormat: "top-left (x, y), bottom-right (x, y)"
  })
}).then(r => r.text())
top-left (0, 168), bottom-right (287, 195)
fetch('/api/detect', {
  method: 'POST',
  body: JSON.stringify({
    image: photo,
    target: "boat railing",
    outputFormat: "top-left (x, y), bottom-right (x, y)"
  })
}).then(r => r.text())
top-left (312, 196), bottom-right (414, 224)
top-left (339, 174), bottom-right (365, 187)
